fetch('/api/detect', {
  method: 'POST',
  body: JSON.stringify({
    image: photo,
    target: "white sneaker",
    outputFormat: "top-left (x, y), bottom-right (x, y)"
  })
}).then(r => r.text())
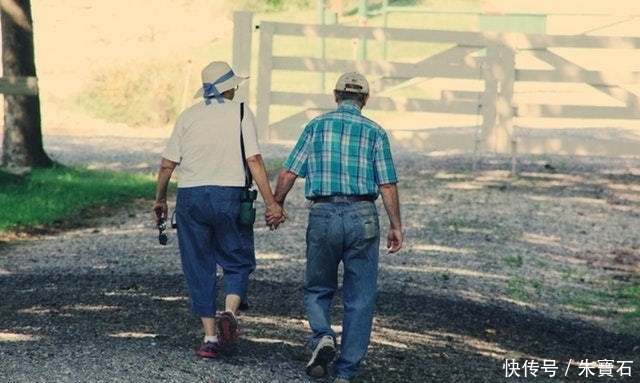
top-left (305, 335), bottom-right (336, 378)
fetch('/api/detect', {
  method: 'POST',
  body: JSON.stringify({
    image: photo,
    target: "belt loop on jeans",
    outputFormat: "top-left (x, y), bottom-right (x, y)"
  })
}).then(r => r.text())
top-left (310, 195), bottom-right (376, 203)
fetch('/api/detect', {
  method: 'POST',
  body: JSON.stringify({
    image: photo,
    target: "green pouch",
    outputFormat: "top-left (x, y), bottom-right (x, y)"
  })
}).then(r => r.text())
top-left (239, 188), bottom-right (257, 226)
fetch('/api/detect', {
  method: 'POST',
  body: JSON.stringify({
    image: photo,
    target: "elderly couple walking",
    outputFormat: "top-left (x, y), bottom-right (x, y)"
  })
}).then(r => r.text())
top-left (153, 61), bottom-right (403, 383)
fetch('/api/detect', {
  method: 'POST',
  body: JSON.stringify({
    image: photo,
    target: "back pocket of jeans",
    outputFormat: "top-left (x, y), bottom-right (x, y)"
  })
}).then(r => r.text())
top-left (362, 218), bottom-right (379, 240)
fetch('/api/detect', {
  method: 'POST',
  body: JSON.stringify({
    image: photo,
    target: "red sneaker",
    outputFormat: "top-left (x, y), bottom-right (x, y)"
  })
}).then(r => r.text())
top-left (195, 341), bottom-right (220, 359)
top-left (217, 311), bottom-right (239, 356)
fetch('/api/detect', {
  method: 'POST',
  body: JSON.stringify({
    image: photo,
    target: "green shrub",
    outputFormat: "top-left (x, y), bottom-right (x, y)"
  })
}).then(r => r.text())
top-left (75, 58), bottom-right (183, 128)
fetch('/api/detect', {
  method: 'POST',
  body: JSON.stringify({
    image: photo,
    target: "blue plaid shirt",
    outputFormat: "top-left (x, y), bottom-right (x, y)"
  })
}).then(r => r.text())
top-left (283, 101), bottom-right (398, 199)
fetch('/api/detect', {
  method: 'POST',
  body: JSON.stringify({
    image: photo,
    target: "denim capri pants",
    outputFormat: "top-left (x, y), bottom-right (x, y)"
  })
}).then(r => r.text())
top-left (175, 185), bottom-right (255, 317)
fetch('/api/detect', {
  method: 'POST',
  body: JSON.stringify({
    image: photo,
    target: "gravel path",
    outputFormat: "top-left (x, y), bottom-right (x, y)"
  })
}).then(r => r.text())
top-left (1, 134), bottom-right (640, 382)
top-left (2, 135), bottom-right (309, 383)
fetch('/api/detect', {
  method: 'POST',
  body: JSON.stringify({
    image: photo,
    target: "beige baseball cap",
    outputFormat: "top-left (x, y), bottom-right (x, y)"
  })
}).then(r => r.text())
top-left (334, 72), bottom-right (369, 94)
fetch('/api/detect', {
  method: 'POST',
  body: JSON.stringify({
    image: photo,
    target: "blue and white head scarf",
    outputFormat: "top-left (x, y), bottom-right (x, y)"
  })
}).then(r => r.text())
top-left (203, 69), bottom-right (236, 105)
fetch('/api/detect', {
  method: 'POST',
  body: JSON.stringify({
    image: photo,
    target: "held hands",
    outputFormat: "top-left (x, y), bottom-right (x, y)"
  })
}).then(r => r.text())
top-left (265, 203), bottom-right (287, 230)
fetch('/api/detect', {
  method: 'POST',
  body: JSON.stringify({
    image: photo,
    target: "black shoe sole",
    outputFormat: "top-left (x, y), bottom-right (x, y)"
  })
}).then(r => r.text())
top-left (306, 345), bottom-right (336, 378)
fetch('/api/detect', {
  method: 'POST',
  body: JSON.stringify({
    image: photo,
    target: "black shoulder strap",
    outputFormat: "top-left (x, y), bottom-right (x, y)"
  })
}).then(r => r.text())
top-left (240, 103), bottom-right (252, 187)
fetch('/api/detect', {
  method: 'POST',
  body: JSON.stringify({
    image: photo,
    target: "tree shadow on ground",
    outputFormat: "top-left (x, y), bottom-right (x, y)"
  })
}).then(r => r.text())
top-left (2, 268), bottom-right (639, 382)
top-left (247, 278), bottom-right (640, 383)
top-left (368, 290), bottom-right (639, 382)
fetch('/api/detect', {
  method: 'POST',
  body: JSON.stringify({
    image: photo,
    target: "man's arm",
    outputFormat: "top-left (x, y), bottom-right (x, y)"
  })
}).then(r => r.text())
top-left (274, 169), bottom-right (299, 206)
top-left (379, 182), bottom-right (402, 253)
top-left (153, 158), bottom-right (178, 224)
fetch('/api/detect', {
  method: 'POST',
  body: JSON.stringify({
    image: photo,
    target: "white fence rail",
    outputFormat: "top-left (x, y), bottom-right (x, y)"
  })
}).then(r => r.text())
top-left (234, 13), bottom-right (640, 158)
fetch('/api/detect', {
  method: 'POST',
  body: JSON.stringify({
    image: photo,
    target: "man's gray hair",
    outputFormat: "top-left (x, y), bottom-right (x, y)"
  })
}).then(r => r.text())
top-left (335, 90), bottom-right (367, 104)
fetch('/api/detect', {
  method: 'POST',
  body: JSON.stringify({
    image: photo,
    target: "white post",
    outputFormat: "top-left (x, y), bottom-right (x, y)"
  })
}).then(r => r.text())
top-left (481, 40), bottom-right (515, 154)
top-left (256, 22), bottom-right (275, 140)
top-left (233, 11), bottom-right (253, 104)
top-left (480, 43), bottom-right (498, 155)
top-left (496, 42), bottom-right (517, 173)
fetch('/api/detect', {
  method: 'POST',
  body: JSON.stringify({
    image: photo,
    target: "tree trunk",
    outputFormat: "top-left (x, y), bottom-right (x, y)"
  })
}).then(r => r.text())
top-left (1, 0), bottom-right (52, 168)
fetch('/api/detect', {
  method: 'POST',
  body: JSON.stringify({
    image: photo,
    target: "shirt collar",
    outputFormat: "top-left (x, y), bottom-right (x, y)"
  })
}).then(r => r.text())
top-left (337, 100), bottom-right (362, 114)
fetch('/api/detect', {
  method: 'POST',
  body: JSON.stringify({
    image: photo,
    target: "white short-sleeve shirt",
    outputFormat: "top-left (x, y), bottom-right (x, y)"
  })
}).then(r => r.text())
top-left (162, 100), bottom-right (260, 188)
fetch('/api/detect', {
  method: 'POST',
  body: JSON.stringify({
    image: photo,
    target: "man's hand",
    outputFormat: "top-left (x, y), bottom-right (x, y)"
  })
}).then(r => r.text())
top-left (386, 228), bottom-right (403, 254)
top-left (379, 183), bottom-right (402, 253)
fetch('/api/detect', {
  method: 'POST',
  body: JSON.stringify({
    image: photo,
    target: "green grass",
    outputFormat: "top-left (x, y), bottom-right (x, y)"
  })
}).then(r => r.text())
top-left (503, 255), bottom-right (523, 268)
top-left (507, 276), bottom-right (543, 301)
top-left (560, 284), bottom-right (640, 331)
top-left (0, 166), bottom-right (163, 234)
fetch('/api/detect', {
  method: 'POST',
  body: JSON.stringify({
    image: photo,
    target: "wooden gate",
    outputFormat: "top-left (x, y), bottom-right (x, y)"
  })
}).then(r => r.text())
top-left (234, 13), bottom-right (640, 158)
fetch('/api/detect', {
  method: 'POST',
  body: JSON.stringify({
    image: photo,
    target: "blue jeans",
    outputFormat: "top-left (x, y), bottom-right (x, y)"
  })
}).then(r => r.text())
top-left (304, 201), bottom-right (380, 380)
top-left (175, 186), bottom-right (255, 317)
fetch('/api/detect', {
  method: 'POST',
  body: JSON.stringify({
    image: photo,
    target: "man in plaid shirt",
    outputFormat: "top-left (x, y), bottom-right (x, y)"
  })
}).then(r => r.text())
top-left (271, 72), bottom-right (403, 383)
